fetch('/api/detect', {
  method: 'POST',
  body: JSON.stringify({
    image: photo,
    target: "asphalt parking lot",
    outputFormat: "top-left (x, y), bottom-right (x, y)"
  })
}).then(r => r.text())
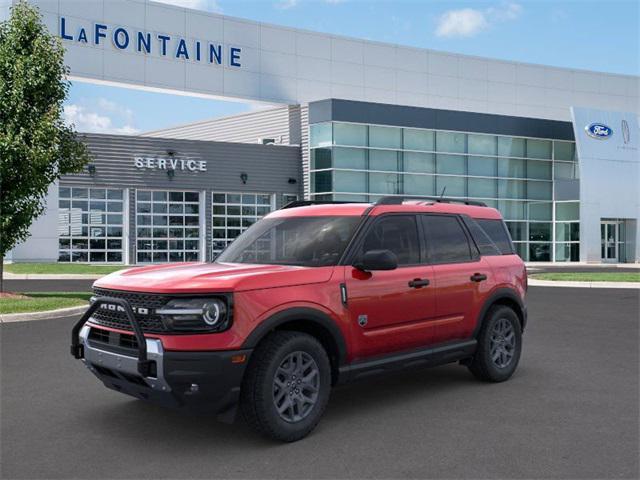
top-left (1, 286), bottom-right (638, 479)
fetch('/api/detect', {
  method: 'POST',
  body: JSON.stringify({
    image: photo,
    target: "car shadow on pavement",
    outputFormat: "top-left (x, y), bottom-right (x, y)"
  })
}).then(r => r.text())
top-left (78, 362), bottom-right (487, 447)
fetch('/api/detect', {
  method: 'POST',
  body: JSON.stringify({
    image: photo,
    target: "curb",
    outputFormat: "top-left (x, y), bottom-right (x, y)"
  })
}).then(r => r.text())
top-left (528, 279), bottom-right (640, 289)
top-left (0, 304), bottom-right (88, 323)
top-left (4, 273), bottom-right (103, 280)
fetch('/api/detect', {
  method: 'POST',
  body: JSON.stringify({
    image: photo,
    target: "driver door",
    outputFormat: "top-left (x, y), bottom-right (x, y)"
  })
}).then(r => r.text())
top-left (345, 214), bottom-right (436, 359)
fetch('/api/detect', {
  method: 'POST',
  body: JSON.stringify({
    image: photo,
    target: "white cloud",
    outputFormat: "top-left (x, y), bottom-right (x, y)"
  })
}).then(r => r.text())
top-left (435, 2), bottom-right (522, 38)
top-left (153, 0), bottom-right (222, 13)
top-left (64, 100), bottom-right (139, 135)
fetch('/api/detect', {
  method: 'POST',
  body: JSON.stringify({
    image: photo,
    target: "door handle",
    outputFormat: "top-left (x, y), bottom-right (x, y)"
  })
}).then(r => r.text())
top-left (470, 273), bottom-right (488, 282)
top-left (408, 278), bottom-right (430, 288)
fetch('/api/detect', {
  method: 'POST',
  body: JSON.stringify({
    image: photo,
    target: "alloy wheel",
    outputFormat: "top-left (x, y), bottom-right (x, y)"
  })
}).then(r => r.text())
top-left (272, 351), bottom-right (320, 423)
top-left (490, 318), bottom-right (516, 368)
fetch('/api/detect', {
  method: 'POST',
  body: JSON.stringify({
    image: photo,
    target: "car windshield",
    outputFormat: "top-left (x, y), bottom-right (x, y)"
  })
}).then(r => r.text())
top-left (216, 216), bottom-right (361, 267)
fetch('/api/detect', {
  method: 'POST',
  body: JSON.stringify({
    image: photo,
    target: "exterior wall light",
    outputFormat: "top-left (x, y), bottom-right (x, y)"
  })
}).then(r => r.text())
top-left (240, 172), bottom-right (248, 184)
top-left (288, 178), bottom-right (297, 184)
top-left (167, 168), bottom-right (175, 179)
top-left (87, 164), bottom-right (96, 176)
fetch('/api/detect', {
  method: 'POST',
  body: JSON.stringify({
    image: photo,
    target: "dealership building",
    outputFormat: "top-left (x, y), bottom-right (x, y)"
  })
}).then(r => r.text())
top-left (4, 0), bottom-right (639, 264)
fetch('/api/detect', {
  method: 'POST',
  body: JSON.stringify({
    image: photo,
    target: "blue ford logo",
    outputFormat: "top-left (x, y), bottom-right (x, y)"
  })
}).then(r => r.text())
top-left (585, 123), bottom-right (613, 139)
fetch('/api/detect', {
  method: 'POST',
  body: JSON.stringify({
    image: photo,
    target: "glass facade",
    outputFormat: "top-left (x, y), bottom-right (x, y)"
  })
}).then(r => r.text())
top-left (212, 192), bottom-right (275, 257)
top-left (58, 187), bottom-right (124, 263)
top-left (309, 122), bottom-right (580, 262)
top-left (136, 190), bottom-right (201, 263)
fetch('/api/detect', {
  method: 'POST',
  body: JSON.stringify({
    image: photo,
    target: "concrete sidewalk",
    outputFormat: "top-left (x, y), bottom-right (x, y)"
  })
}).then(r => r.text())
top-left (4, 272), bottom-right (105, 280)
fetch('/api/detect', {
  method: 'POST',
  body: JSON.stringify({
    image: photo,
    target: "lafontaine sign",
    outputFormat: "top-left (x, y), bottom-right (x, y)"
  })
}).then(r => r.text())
top-left (134, 156), bottom-right (207, 172)
top-left (59, 17), bottom-right (242, 68)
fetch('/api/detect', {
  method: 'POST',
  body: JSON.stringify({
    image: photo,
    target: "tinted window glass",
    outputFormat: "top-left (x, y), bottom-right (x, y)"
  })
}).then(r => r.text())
top-left (463, 217), bottom-right (501, 256)
top-left (361, 216), bottom-right (420, 265)
top-left (477, 219), bottom-right (514, 254)
top-left (422, 215), bottom-right (472, 263)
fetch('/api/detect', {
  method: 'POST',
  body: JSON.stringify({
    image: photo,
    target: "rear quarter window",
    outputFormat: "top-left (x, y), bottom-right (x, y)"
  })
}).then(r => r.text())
top-left (476, 218), bottom-right (515, 255)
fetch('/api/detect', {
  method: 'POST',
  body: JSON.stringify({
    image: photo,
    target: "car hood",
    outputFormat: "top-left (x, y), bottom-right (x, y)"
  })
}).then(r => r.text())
top-left (93, 262), bottom-right (335, 294)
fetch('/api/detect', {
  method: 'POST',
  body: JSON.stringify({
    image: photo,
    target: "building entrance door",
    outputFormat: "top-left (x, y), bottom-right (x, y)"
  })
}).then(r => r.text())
top-left (601, 221), bottom-right (619, 263)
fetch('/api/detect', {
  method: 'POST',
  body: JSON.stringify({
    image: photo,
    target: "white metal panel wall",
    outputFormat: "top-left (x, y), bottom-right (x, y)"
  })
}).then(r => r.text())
top-left (22, 0), bottom-right (640, 122)
top-left (144, 105), bottom-right (301, 144)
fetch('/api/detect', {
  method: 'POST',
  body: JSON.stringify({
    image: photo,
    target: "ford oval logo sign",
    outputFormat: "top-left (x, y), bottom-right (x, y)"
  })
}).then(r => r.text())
top-left (585, 123), bottom-right (613, 139)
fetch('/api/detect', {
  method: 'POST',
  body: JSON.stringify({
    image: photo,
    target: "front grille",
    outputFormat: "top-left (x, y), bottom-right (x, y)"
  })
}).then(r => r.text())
top-left (90, 288), bottom-right (169, 332)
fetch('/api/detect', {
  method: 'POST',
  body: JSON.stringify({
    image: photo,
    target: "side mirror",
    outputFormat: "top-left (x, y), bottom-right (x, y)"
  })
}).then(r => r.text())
top-left (354, 249), bottom-right (398, 271)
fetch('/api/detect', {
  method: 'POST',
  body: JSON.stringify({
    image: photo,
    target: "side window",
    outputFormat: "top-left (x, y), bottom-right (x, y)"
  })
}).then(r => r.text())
top-left (422, 215), bottom-right (473, 264)
top-left (360, 215), bottom-right (420, 266)
top-left (476, 219), bottom-right (515, 254)
top-left (463, 217), bottom-right (501, 256)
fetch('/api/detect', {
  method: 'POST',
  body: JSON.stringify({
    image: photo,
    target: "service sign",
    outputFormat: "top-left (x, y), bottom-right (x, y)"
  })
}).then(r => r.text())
top-left (134, 156), bottom-right (207, 172)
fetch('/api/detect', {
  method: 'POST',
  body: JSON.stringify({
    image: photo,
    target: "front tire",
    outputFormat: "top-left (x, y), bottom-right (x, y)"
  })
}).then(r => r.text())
top-left (240, 331), bottom-right (331, 442)
top-left (468, 305), bottom-right (522, 382)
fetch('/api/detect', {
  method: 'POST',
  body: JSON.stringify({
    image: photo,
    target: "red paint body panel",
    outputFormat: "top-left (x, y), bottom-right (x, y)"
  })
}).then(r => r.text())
top-left (90, 202), bottom-right (526, 362)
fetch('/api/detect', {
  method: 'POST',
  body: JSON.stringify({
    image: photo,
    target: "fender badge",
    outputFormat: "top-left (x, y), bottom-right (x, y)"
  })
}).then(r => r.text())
top-left (358, 315), bottom-right (368, 327)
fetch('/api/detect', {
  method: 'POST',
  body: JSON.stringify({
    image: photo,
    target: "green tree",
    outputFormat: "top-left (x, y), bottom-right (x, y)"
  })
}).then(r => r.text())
top-left (0, 1), bottom-right (90, 291)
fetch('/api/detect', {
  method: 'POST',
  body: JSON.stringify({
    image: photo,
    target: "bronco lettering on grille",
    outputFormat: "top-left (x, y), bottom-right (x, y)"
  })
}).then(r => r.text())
top-left (99, 303), bottom-right (150, 315)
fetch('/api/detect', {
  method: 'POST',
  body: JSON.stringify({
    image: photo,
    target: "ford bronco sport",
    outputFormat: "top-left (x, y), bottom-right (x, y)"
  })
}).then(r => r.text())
top-left (71, 196), bottom-right (527, 442)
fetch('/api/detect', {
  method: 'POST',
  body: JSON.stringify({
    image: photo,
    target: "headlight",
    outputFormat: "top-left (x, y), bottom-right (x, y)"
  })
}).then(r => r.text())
top-left (156, 297), bottom-right (230, 332)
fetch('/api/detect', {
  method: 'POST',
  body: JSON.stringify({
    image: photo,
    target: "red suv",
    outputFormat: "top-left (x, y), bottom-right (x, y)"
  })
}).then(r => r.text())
top-left (71, 196), bottom-right (527, 442)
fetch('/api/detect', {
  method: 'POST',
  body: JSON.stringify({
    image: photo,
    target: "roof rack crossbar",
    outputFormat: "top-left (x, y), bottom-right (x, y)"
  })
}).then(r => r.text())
top-left (281, 200), bottom-right (366, 209)
top-left (375, 196), bottom-right (487, 207)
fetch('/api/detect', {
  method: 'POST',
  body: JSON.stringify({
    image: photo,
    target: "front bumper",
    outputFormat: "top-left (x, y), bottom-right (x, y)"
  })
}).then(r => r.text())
top-left (78, 325), bottom-right (251, 418)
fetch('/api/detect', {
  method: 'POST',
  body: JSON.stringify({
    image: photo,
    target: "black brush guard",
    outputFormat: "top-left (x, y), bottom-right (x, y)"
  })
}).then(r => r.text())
top-left (70, 297), bottom-right (153, 377)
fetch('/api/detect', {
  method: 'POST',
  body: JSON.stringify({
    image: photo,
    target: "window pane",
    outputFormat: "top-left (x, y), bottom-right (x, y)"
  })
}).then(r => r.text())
top-left (312, 171), bottom-right (332, 193)
top-left (498, 158), bottom-right (526, 178)
top-left (436, 131), bottom-right (466, 153)
top-left (498, 137), bottom-right (525, 157)
top-left (556, 202), bottom-right (579, 221)
top-left (527, 202), bottom-right (552, 221)
top-left (554, 161), bottom-right (579, 180)
top-left (404, 129), bottom-right (434, 151)
top-left (529, 243), bottom-right (551, 261)
top-left (527, 181), bottom-right (552, 200)
top-left (468, 134), bottom-right (497, 156)
top-left (555, 242), bottom-right (579, 262)
top-left (310, 122), bottom-right (332, 147)
top-left (436, 176), bottom-right (466, 197)
top-left (506, 222), bottom-right (527, 241)
top-left (554, 141), bottom-right (575, 161)
top-left (527, 160), bottom-right (552, 180)
top-left (498, 200), bottom-right (526, 220)
top-left (468, 156), bottom-right (497, 177)
top-left (404, 152), bottom-right (435, 173)
top-left (556, 222), bottom-right (580, 242)
top-left (527, 139), bottom-right (552, 159)
top-left (529, 222), bottom-right (551, 242)
top-left (370, 150), bottom-right (398, 171)
top-left (334, 123), bottom-right (367, 146)
top-left (362, 216), bottom-right (420, 265)
top-left (334, 171), bottom-right (367, 193)
top-left (369, 126), bottom-right (401, 149)
top-left (422, 215), bottom-right (472, 263)
top-left (468, 178), bottom-right (497, 198)
top-left (436, 154), bottom-right (466, 175)
top-left (334, 147), bottom-right (366, 169)
top-left (498, 179), bottom-right (525, 199)
top-left (403, 174), bottom-right (435, 196)
top-left (311, 148), bottom-right (332, 170)
top-left (370, 173), bottom-right (399, 194)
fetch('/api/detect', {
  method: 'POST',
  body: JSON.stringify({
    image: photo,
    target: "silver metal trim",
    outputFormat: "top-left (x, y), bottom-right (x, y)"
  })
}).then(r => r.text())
top-left (79, 325), bottom-right (171, 392)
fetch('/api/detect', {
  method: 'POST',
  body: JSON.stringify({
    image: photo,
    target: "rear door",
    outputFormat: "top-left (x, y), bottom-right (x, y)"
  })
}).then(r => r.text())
top-left (421, 214), bottom-right (493, 344)
top-left (345, 214), bottom-right (436, 359)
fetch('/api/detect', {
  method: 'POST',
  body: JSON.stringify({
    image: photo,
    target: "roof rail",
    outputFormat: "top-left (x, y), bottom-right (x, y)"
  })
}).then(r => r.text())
top-left (281, 200), bottom-right (366, 209)
top-left (375, 196), bottom-right (487, 207)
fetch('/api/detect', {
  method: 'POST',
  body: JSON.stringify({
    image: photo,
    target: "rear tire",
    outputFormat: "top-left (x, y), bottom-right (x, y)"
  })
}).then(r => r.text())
top-left (240, 331), bottom-right (331, 442)
top-left (468, 305), bottom-right (522, 382)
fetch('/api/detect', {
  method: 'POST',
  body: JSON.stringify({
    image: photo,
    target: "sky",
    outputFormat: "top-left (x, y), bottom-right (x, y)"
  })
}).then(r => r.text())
top-left (63, 0), bottom-right (640, 135)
